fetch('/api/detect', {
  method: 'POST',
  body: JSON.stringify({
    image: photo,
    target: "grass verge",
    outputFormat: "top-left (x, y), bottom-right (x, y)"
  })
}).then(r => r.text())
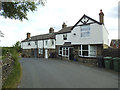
top-left (2, 58), bottom-right (22, 88)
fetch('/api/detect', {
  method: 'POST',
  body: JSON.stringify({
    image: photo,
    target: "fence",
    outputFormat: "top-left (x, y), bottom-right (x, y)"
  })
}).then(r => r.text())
top-left (102, 48), bottom-right (120, 57)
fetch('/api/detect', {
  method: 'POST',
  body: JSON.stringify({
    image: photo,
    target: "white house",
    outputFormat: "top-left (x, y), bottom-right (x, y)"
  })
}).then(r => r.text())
top-left (21, 10), bottom-right (109, 62)
top-left (21, 28), bottom-right (56, 58)
top-left (55, 10), bottom-right (109, 61)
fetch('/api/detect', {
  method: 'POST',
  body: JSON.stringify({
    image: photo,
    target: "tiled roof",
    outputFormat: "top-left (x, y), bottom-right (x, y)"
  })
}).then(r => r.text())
top-left (21, 26), bottom-right (73, 42)
top-left (21, 33), bottom-right (56, 42)
top-left (62, 42), bottom-right (72, 47)
top-left (56, 26), bottom-right (73, 34)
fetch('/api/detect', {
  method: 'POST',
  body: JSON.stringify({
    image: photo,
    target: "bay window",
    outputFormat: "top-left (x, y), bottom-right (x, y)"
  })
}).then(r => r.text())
top-left (79, 45), bottom-right (96, 57)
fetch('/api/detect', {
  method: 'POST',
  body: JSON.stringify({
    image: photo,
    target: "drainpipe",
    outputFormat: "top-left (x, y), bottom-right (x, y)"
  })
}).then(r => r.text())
top-left (43, 40), bottom-right (44, 58)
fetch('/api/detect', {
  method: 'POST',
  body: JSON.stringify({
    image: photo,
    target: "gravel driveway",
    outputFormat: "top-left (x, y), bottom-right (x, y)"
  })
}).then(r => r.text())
top-left (19, 58), bottom-right (119, 88)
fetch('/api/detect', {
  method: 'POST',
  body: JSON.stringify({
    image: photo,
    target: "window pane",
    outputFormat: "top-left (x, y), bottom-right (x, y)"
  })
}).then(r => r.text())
top-left (46, 41), bottom-right (47, 45)
top-left (90, 51), bottom-right (96, 56)
top-left (41, 49), bottom-right (43, 54)
top-left (90, 45), bottom-right (96, 51)
top-left (81, 32), bottom-right (90, 37)
top-left (63, 34), bottom-right (67, 40)
top-left (38, 49), bottom-right (40, 54)
top-left (52, 40), bottom-right (54, 45)
top-left (82, 51), bottom-right (88, 56)
top-left (81, 25), bottom-right (90, 37)
top-left (60, 51), bottom-right (62, 55)
top-left (60, 47), bottom-right (62, 50)
top-left (82, 45), bottom-right (88, 50)
top-left (63, 48), bottom-right (65, 55)
top-left (66, 49), bottom-right (68, 55)
top-left (79, 50), bottom-right (81, 55)
top-left (80, 45), bottom-right (81, 50)
top-left (90, 45), bottom-right (96, 56)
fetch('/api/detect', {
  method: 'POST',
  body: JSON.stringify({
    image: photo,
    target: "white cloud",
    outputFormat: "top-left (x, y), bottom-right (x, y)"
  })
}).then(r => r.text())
top-left (0, 0), bottom-right (119, 46)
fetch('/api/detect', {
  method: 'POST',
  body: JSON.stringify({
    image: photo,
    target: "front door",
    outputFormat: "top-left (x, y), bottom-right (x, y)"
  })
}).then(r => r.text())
top-left (34, 49), bottom-right (37, 58)
top-left (45, 49), bottom-right (48, 59)
top-left (69, 48), bottom-right (74, 60)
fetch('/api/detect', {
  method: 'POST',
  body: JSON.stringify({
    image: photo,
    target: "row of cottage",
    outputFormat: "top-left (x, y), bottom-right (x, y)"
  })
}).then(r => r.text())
top-left (21, 10), bottom-right (109, 61)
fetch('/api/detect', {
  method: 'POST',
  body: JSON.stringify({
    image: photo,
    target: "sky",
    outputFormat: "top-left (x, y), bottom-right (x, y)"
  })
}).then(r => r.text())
top-left (0, 0), bottom-right (119, 47)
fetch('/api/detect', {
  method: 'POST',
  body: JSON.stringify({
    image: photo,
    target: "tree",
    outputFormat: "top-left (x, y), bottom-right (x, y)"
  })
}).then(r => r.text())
top-left (0, 0), bottom-right (46, 21)
top-left (13, 41), bottom-right (21, 53)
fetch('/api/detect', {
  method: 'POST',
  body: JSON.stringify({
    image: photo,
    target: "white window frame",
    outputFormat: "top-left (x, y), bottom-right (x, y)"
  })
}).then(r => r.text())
top-left (63, 34), bottom-right (67, 40)
top-left (79, 45), bottom-right (96, 57)
top-left (41, 49), bottom-right (43, 54)
top-left (38, 48), bottom-right (40, 54)
top-left (90, 45), bottom-right (96, 57)
top-left (62, 47), bottom-right (69, 57)
top-left (38, 48), bottom-right (43, 54)
top-left (81, 25), bottom-right (90, 38)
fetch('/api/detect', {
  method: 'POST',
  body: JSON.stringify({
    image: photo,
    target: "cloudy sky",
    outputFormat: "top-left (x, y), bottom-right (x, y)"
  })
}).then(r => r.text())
top-left (0, 0), bottom-right (119, 47)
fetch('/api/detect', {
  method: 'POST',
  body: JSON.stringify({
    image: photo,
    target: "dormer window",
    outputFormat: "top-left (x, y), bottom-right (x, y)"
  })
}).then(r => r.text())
top-left (63, 34), bottom-right (67, 40)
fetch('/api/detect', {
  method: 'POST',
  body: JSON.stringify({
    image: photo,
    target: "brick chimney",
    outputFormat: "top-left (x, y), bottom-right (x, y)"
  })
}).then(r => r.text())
top-left (49, 27), bottom-right (54, 33)
top-left (99, 9), bottom-right (104, 24)
top-left (27, 33), bottom-right (31, 39)
top-left (62, 22), bottom-right (67, 28)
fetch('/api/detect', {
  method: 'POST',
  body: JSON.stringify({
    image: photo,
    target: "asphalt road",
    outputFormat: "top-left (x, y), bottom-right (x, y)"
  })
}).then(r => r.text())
top-left (19, 58), bottom-right (119, 88)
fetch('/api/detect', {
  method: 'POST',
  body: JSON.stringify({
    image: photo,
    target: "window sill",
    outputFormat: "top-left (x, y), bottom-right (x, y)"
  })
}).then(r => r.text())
top-left (62, 55), bottom-right (69, 57)
top-left (80, 37), bottom-right (90, 39)
top-left (79, 55), bottom-right (97, 59)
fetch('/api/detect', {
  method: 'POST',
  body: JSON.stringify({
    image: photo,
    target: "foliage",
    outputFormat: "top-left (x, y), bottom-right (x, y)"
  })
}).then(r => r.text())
top-left (2, 42), bottom-right (21, 60)
top-left (13, 41), bottom-right (21, 53)
top-left (2, 56), bottom-right (22, 88)
top-left (0, 0), bottom-right (46, 21)
top-left (2, 41), bottom-right (22, 88)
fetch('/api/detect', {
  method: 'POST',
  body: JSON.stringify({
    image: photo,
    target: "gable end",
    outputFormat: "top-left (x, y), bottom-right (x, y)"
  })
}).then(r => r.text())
top-left (71, 14), bottom-right (102, 30)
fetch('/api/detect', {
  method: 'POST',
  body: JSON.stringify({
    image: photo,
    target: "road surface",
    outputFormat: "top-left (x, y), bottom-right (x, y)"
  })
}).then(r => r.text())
top-left (19, 58), bottom-right (119, 88)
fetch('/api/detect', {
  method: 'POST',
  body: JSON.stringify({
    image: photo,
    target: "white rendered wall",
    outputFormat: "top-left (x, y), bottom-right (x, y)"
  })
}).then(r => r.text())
top-left (38, 40), bottom-right (43, 48)
top-left (102, 25), bottom-right (109, 46)
top-left (56, 33), bottom-right (71, 45)
top-left (44, 39), bottom-right (55, 49)
top-left (21, 41), bottom-right (37, 49)
top-left (70, 23), bottom-right (103, 45)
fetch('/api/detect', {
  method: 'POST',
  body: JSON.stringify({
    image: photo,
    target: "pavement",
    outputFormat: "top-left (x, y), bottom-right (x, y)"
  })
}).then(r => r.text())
top-left (18, 58), bottom-right (119, 88)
